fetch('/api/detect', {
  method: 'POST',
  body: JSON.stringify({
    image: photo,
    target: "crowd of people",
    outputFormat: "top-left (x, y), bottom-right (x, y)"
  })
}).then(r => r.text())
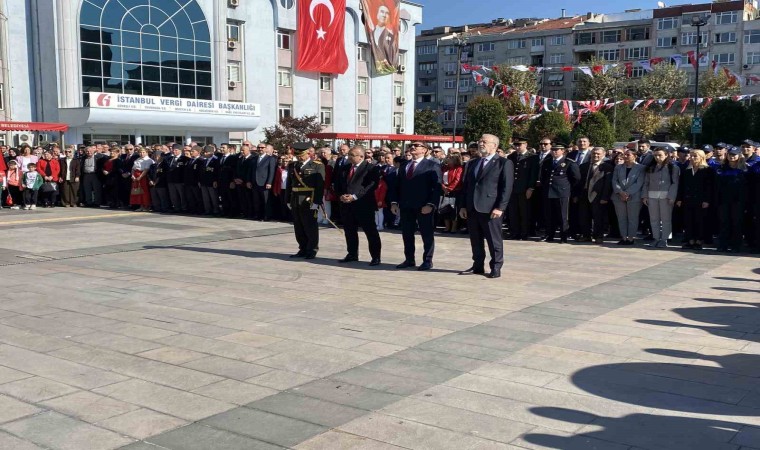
top-left (1, 135), bottom-right (758, 256)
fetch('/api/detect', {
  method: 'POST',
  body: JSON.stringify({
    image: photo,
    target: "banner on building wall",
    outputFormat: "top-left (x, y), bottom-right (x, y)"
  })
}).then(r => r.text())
top-left (88, 93), bottom-right (260, 117)
top-left (359, 0), bottom-right (400, 75)
top-left (297, 0), bottom-right (349, 74)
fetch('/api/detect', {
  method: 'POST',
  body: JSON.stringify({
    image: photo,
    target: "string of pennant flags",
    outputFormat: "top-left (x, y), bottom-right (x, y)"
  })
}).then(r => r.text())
top-left (463, 59), bottom-right (760, 124)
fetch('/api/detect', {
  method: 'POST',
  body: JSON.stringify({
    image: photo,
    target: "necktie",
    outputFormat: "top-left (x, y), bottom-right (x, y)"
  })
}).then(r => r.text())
top-left (348, 165), bottom-right (356, 181)
top-left (476, 158), bottom-right (486, 178)
top-left (578, 152), bottom-right (584, 163)
top-left (406, 160), bottom-right (417, 179)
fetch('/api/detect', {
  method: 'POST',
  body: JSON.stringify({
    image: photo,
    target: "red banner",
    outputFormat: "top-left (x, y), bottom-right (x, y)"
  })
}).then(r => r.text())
top-left (296, 0), bottom-right (348, 74)
top-left (360, 0), bottom-right (400, 75)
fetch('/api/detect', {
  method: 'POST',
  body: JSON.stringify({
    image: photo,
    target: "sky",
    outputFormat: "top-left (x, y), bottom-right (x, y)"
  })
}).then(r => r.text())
top-left (415, 0), bottom-right (660, 30)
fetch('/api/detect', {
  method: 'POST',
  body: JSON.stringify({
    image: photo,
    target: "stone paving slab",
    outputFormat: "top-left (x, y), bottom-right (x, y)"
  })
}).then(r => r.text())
top-left (0, 209), bottom-right (757, 449)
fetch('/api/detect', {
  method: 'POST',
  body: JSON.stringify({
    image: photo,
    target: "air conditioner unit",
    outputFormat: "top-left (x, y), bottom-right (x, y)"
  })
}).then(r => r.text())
top-left (398, 65), bottom-right (407, 73)
top-left (227, 40), bottom-right (237, 50)
top-left (397, 127), bottom-right (406, 133)
top-left (14, 132), bottom-right (34, 147)
top-left (744, 64), bottom-right (751, 70)
top-left (228, 80), bottom-right (238, 89)
top-left (397, 97), bottom-right (406, 105)
top-left (228, 0), bottom-right (239, 7)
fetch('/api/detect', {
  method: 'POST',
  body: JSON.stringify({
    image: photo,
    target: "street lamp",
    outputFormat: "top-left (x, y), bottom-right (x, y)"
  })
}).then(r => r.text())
top-left (451, 33), bottom-right (470, 142)
top-left (611, 72), bottom-right (625, 140)
top-left (691, 14), bottom-right (710, 147)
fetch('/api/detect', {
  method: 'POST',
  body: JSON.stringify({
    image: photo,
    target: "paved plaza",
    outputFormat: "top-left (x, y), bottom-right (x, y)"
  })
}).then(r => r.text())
top-left (0, 208), bottom-right (757, 450)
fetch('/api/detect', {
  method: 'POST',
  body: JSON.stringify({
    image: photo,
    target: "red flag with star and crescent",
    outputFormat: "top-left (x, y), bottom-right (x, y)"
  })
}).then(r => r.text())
top-left (297, 0), bottom-right (348, 74)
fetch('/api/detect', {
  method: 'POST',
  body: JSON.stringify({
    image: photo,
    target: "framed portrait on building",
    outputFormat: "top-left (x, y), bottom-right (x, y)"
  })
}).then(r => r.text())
top-left (360, 0), bottom-right (400, 75)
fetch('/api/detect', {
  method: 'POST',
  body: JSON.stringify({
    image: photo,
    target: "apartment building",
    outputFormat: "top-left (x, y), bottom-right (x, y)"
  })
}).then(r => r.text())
top-left (415, 0), bottom-right (760, 134)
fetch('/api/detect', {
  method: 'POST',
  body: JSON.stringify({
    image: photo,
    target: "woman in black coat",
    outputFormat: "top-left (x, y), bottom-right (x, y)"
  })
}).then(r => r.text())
top-left (677, 149), bottom-right (714, 250)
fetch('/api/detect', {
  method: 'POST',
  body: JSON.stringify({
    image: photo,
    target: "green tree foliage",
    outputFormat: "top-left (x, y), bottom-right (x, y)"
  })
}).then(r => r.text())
top-left (702, 99), bottom-right (749, 145)
top-left (636, 63), bottom-right (688, 99)
top-left (668, 115), bottom-right (692, 144)
top-left (463, 95), bottom-right (512, 147)
top-left (634, 109), bottom-right (664, 138)
top-left (699, 70), bottom-right (741, 98)
top-left (572, 112), bottom-right (615, 148)
top-left (526, 112), bottom-right (572, 146)
top-left (414, 109), bottom-right (443, 135)
top-left (575, 57), bottom-right (628, 100)
top-left (603, 105), bottom-right (636, 142)
top-left (263, 115), bottom-right (323, 152)
top-left (490, 65), bottom-right (538, 117)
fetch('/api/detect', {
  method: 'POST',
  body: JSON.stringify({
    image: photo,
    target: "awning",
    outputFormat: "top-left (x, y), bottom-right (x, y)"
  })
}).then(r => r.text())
top-left (58, 108), bottom-right (259, 133)
top-left (307, 133), bottom-right (464, 143)
top-left (0, 121), bottom-right (69, 132)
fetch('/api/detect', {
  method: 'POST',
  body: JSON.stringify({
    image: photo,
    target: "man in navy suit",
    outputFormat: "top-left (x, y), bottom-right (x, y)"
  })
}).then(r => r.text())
top-left (389, 142), bottom-right (442, 271)
top-left (249, 143), bottom-right (277, 221)
top-left (459, 134), bottom-right (514, 279)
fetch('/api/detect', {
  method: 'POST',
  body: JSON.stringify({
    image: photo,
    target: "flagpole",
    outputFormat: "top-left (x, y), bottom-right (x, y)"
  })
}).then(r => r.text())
top-left (451, 33), bottom-right (469, 143)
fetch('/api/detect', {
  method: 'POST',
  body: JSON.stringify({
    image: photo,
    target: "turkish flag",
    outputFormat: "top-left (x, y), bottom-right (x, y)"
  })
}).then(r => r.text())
top-left (297, 0), bottom-right (348, 74)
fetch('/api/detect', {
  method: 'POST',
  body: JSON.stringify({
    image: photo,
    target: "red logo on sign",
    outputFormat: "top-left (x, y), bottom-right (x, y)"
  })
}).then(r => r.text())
top-left (96, 94), bottom-right (112, 107)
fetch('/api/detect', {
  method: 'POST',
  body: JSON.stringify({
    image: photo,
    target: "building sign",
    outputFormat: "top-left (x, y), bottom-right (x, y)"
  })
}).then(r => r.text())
top-left (89, 93), bottom-right (259, 117)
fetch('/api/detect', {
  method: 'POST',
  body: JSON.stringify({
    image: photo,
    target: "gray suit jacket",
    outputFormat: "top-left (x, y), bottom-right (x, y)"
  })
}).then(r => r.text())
top-left (612, 163), bottom-right (646, 202)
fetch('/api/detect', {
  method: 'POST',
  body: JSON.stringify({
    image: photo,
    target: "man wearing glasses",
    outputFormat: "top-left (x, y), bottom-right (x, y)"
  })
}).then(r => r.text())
top-left (539, 145), bottom-right (580, 243)
top-left (389, 142), bottom-right (442, 271)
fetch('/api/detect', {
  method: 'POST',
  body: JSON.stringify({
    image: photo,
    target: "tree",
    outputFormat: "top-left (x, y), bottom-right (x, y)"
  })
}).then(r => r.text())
top-left (748, 102), bottom-right (760, 141)
top-left (263, 115), bottom-right (323, 152)
top-left (414, 109), bottom-right (443, 135)
top-left (489, 65), bottom-right (539, 137)
top-left (702, 99), bottom-right (749, 145)
top-left (634, 109), bottom-right (663, 138)
top-left (699, 70), bottom-right (741, 98)
top-left (526, 112), bottom-right (572, 146)
top-left (575, 57), bottom-right (629, 100)
top-left (603, 105), bottom-right (636, 142)
top-left (668, 115), bottom-right (692, 144)
top-left (572, 112), bottom-right (614, 148)
top-left (463, 95), bottom-right (512, 147)
top-left (636, 63), bottom-right (688, 100)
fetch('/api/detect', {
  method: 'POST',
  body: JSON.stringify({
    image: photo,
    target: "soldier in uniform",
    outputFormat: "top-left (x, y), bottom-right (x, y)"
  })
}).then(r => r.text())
top-left (507, 139), bottom-right (539, 240)
top-left (539, 145), bottom-right (580, 243)
top-left (287, 142), bottom-right (325, 259)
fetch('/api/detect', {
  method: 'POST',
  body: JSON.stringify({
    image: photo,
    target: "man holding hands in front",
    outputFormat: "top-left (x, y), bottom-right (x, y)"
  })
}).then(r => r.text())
top-left (459, 134), bottom-right (514, 279)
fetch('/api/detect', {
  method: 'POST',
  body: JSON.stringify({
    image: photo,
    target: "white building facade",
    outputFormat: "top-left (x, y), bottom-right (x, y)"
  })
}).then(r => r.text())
top-left (0, 0), bottom-right (421, 146)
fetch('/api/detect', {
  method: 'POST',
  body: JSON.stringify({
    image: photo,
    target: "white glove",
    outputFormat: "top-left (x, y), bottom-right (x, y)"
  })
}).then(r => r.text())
top-left (310, 203), bottom-right (320, 211)
top-left (286, 204), bottom-right (292, 210)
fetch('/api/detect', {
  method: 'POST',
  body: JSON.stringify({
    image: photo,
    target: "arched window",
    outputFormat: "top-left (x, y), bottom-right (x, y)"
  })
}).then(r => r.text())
top-left (80, 0), bottom-right (212, 103)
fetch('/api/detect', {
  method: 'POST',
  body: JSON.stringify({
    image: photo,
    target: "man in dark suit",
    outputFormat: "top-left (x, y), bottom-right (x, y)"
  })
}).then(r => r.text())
top-left (334, 146), bottom-right (382, 266)
top-left (184, 146), bottom-right (204, 214)
top-left (533, 137), bottom-right (554, 235)
top-left (507, 139), bottom-right (539, 240)
top-left (389, 142), bottom-right (442, 271)
top-left (166, 144), bottom-right (187, 212)
top-left (59, 146), bottom-right (81, 207)
top-left (540, 145), bottom-right (580, 243)
top-left (459, 134), bottom-right (514, 279)
top-left (574, 147), bottom-right (614, 244)
top-left (249, 143), bottom-right (277, 221)
top-left (218, 144), bottom-right (239, 217)
top-left (235, 144), bottom-right (255, 218)
top-left (199, 145), bottom-right (221, 215)
top-left (567, 136), bottom-right (592, 237)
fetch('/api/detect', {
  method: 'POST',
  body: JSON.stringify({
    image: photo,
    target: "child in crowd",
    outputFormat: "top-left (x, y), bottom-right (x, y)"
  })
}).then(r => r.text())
top-left (4, 160), bottom-right (22, 209)
top-left (21, 162), bottom-right (42, 210)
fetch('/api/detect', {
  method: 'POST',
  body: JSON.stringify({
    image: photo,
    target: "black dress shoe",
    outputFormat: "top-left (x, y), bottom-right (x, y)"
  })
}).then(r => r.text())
top-left (417, 262), bottom-right (433, 271)
top-left (369, 258), bottom-right (381, 266)
top-left (338, 255), bottom-right (359, 263)
top-left (559, 237), bottom-right (568, 244)
top-left (396, 261), bottom-right (416, 269)
top-left (304, 251), bottom-right (317, 260)
top-left (460, 267), bottom-right (485, 275)
top-left (290, 252), bottom-right (306, 258)
top-left (540, 236), bottom-right (555, 242)
top-left (488, 270), bottom-right (501, 279)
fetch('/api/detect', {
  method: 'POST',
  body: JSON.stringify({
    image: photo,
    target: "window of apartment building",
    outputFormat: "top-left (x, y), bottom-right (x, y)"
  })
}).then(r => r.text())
top-left (357, 77), bottom-right (368, 94)
top-left (531, 55), bottom-right (544, 66)
top-left (531, 38), bottom-right (544, 47)
top-left (657, 17), bottom-right (678, 30)
top-left (320, 108), bottom-right (332, 126)
top-left (277, 30), bottom-right (291, 49)
top-left (713, 53), bottom-right (735, 65)
top-left (548, 89), bottom-right (562, 98)
top-left (506, 56), bottom-right (526, 65)
top-left (476, 58), bottom-right (495, 67)
top-left (227, 23), bottom-right (240, 41)
top-left (442, 110), bottom-right (453, 122)
top-left (277, 68), bottom-right (292, 87)
top-left (319, 74), bottom-right (332, 91)
top-left (477, 42), bottom-right (495, 52)
top-left (458, 95), bottom-right (469, 103)
top-left (398, 51), bottom-right (406, 67)
top-left (417, 44), bottom-right (436, 55)
top-left (357, 45), bottom-right (368, 61)
top-left (602, 30), bottom-right (621, 43)
top-left (278, 104), bottom-right (292, 120)
top-left (393, 113), bottom-right (404, 129)
top-left (714, 32), bottom-right (737, 44)
top-left (715, 11), bottom-right (738, 25)
top-left (507, 39), bottom-right (526, 49)
top-left (746, 30), bottom-right (760, 44)
top-left (548, 53), bottom-right (564, 64)
top-left (393, 82), bottom-right (404, 98)
top-left (598, 49), bottom-right (620, 61)
top-left (444, 79), bottom-right (455, 89)
top-left (442, 95), bottom-right (455, 105)
top-left (227, 63), bottom-right (241, 82)
top-left (630, 67), bottom-right (645, 78)
top-left (418, 78), bottom-right (436, 88)
top-left (418, 62), bottom-right (436, 72)
top-left (574, 32), bottom-right (595, 45)
top-left (550, 35), bottom-right (566, 46)
top-left (657, 36), bottom-right (678, 47)
top-left (626, 27), bottom-right (650, 41)
top-left (458, 78), bottom-right (471, 89)
top-left (546, 73), bottom-right (564, 86)
top-left (682, 31), bottom-right (708, 45)
top-left (443, 62), bottom-right (458, 73)
top-left (417, 94), bottom-right (435, 103)
top-left (443, 46), bottom-right (458, 55)
top-left (687, 72), bottom-right (696, 85)
top-left (357, 110), bottom-right (368, 127)
top-left (747, 52), bottom-right (760, 65)
top-left (625, 47), bottom-right (649, 60)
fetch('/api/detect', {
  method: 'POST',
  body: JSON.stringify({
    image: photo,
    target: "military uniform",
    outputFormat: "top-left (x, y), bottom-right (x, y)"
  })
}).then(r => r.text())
top-left (539, 149), bottom-right (580, 242)
top-left (507, 147), bottom-right (539, 240)
top-left (287, 143), bottom-right (325, 259)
